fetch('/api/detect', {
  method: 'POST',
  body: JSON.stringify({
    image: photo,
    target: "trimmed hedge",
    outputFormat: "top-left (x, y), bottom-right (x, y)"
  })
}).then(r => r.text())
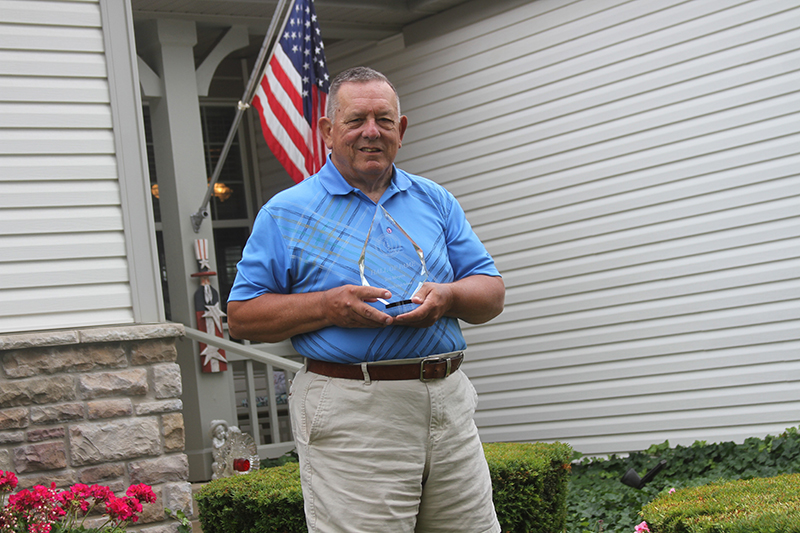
top-left (641, 473), bottom-right (800, 532)
top-left (195, 461), bottom-right (304, 533)
top-left (196, 441), bottom-right (572, 532)
top-left (485, 442), bottom-right (573, 533)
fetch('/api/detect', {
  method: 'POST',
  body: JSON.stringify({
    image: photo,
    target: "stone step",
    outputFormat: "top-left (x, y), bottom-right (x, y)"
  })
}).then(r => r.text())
top-left (190, 482), bottom-right (206, 532)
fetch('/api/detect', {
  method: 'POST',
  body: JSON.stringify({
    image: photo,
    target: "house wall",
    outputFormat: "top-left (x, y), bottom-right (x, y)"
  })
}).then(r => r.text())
top-left (0, 1), bottom-right (192, 524)
top-left (324, 0), bottom-right (800, 454)
top-left (0, 0), bottom-right (162, 334)
top-left (0, 324), bottom-right (193, 531)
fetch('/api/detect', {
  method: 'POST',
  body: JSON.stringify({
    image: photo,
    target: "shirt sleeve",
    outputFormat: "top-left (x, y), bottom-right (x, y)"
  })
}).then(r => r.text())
top-left (227, 207), bottom-right (291, 302)
top-left (444, 193), bottom-right (501, 280)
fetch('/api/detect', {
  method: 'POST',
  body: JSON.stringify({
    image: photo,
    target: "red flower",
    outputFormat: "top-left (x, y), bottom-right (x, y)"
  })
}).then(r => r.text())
top-left (105, 495), bottom-right (134, 523)
top-left (29, 522), bottom-right (53, 533)
top-left (8, 486), bottom-right (52, 512)
top-left (126, 483), bottom-right (156, 504)
top-left (58, 483), bottom-right (93, 513)
top-left (5, 483), bottom-right (65, 532)
top-left (89, 484), bottom-right (114, 502)
top-left (1, 479), bottom-right (152, 532)
top-left (0, 470), bottom-right (18, 492)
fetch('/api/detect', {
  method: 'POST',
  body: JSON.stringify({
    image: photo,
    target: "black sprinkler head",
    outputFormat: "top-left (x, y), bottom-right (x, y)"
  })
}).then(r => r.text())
top-left (621, 459), bottom-right (667, 489)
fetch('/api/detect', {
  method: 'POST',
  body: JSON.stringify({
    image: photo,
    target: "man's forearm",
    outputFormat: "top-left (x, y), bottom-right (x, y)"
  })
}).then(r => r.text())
top-left (443, 275), bottom-right (505, 324)
top-left (227, 285), bottom-right (395, 343)
top-left (227, 292), bottom-right (331, 343)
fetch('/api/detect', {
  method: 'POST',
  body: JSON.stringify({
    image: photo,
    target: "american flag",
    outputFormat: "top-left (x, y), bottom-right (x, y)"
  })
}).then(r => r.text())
top-left (252, 0), bottom-right (330, 184)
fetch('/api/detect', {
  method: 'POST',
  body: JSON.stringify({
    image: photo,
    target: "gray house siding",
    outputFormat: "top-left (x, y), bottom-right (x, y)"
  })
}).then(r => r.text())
top-left (325, 0), bottom-right (800, 454)
top-left (0, 0), bottom-right (161, 334)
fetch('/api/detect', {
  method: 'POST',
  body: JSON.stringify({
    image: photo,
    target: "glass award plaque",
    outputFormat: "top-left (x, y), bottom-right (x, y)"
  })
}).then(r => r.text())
top-left (359, 205), bottom-right (428, 317)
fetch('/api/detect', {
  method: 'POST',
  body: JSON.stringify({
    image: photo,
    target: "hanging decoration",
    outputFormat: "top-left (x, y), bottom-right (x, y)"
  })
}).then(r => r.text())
top-left (192, 239), bottom-right (227, 373)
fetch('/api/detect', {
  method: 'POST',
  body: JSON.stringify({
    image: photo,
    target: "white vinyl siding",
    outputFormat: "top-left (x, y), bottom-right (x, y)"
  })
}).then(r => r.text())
top-left (326, 0), bottom-right (800, 454)
top-left (0, 0), bottom-right (144, 333)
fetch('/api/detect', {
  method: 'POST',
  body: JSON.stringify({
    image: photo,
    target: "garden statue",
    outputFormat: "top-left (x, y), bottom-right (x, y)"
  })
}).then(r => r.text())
top-left (210, 419), bottom-right (260, 479)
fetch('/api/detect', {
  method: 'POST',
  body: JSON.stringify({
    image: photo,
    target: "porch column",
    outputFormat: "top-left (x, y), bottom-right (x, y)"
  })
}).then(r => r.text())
top-left (137, 19), bottom-right (237, 482)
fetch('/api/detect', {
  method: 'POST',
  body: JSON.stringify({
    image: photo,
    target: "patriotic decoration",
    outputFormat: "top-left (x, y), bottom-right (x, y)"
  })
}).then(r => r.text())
top-left (191, 239), bottom-right (227, 373)
top-left (252, 0), bottom-right (330, 183)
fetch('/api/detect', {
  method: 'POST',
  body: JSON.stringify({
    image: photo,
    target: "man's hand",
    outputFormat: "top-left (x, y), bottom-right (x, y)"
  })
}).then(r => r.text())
top-left (322, 285), bottom-right (394, 329)
top-left (392, 275), bottom-right (505, 328)
top-left (390, 283), bottom-right (452, 328)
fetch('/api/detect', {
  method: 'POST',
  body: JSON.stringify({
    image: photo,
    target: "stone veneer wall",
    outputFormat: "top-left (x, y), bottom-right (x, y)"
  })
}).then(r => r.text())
top-left (0, 324), bottom-right (193, 533)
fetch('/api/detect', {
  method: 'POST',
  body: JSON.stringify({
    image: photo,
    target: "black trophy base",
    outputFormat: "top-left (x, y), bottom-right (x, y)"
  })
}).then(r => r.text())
top-left (384, 299), bottom-right (418, 317)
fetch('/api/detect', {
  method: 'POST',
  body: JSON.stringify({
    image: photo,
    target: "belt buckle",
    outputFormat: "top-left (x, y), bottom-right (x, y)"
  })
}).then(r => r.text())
top-left (420, 356), bottom-right (452, 382)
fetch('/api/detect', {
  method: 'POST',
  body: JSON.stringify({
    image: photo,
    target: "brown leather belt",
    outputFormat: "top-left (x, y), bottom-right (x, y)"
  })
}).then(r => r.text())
top-left (306, 352), bottom-right (464, 382)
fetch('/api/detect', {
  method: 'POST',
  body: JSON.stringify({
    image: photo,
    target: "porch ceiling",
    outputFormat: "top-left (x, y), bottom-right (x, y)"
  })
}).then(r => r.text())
top-left (130, 0), bottom-right (473, 42)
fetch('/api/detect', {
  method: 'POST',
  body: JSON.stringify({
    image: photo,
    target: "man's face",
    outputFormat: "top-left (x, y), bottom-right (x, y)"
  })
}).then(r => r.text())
top-left (320, 80), bottom-right (408, 187)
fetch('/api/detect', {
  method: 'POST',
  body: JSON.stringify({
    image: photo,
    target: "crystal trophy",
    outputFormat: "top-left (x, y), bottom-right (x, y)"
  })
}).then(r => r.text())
top-left (359, 205), bottom-right (428, 317)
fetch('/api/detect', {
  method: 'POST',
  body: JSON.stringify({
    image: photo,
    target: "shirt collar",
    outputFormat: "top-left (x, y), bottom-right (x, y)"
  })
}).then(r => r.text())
top-left (318, 156), bottom-right (411, 199)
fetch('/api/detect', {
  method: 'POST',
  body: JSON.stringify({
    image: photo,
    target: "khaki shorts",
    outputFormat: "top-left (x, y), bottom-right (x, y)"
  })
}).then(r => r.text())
top-left (289, 364), bottom-right (500, 533)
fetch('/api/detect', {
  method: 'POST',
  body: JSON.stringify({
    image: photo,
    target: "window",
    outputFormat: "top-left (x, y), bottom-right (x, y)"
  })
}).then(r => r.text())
top-left (201, 105), bottom-right (249, 222)
top-left (144, 103), bottom-right (254, 319)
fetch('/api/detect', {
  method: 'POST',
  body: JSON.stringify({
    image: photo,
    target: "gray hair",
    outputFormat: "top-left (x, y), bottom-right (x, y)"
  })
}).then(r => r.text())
top-left (326, 66), bottom-right (401, 121)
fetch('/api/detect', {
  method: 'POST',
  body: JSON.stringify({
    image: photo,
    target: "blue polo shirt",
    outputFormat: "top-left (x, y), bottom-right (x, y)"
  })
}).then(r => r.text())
top-left (229, 159), bottom-right (500, 363)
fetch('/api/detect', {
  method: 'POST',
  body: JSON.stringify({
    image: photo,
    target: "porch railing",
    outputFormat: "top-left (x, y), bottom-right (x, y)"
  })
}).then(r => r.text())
top-left (184, 327), bottom-right (303, 459)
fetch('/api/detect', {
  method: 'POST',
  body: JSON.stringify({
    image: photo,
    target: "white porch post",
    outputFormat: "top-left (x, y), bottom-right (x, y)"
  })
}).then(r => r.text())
top-left (137, 19), bottom-right (237, 482)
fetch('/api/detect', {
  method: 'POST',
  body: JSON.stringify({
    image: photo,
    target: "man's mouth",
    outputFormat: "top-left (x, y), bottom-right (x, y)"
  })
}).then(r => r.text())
top-left (360, 147), bottom-right (381, 153)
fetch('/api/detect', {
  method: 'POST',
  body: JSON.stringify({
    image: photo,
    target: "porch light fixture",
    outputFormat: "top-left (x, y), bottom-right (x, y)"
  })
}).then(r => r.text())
top-left (213, 182), bottom-right (232, 202)
top-left (152, 182), bottom-right (233, 202)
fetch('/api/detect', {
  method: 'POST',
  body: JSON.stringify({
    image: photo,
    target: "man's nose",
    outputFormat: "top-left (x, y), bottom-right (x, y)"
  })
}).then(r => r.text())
top-left (361, 118), bottom-right (380, 138)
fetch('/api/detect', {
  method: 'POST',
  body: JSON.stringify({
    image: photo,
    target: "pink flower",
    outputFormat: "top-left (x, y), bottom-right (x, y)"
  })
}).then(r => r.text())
top-left (89, 484), bottom-right (114, 502)
top-left (4, 483), bottom-right (65, 532)
top-left (29, 522), bottom-right (52, 533)
top-left (58, 483), bottom-right (93, 513)
top-left (669, 487), bottom-right (676, 494)
top-left (105, 495), bottom-right (134, 523)
top-left (0, 470), bottom-right (18, 492)
top-left (8, 485), bottom-right (59, 512)
top-left (126, 483), bottom-right (156, 504)
top-left (635, 521), bottom-right (650, 532)
top-left (1, 479), bottom-right (151, 532)
top-left (125, 495), bottom-right (143, 515)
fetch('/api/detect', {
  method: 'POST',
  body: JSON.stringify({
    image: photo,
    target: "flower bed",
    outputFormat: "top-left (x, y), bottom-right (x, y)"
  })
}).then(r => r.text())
top-left (0, 470), bottom-right (155, 533)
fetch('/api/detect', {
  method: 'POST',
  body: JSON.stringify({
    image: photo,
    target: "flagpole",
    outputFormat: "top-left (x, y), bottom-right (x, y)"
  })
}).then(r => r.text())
top-left (191, 0), bottom-right (294, 233)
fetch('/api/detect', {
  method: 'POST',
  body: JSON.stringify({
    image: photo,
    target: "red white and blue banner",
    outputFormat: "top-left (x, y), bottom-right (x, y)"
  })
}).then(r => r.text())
top-left (253, 0), bottom-right (330, 183)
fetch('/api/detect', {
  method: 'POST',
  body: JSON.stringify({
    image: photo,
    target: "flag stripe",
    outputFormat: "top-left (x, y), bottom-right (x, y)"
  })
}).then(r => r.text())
top-left (312, 86), bottom-right (326, 172)
top-left (261, 59), bottom-right (313, 162)
top-left (263, 56), bottom-right (312, 154)
top-left (272, 45), bottom-right (304, 115)
top-left (252, 89), bottom-right (308, 183)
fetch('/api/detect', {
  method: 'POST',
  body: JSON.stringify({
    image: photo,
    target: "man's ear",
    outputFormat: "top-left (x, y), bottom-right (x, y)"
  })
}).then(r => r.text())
top-left (319, 117), bottom-right (333, 149)
top-left (398, 115), bottom-right (408, 147)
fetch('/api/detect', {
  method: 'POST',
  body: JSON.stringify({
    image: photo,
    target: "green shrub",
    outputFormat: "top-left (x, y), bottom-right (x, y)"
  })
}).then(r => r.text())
top-left (567, 427), bottom-right (800, 533)
top-left (484, 442), bottom-right (573, 533)
top-left (641, 473), bottom-right (800, 532)
top-left (197, 442), bottom-right (572, 532)
top-left (195, 462), bottom-right (305, 533)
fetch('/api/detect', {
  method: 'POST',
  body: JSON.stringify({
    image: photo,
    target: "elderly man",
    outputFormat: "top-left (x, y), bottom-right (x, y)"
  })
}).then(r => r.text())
top-left (228, 67), bottom-right (504, 533)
